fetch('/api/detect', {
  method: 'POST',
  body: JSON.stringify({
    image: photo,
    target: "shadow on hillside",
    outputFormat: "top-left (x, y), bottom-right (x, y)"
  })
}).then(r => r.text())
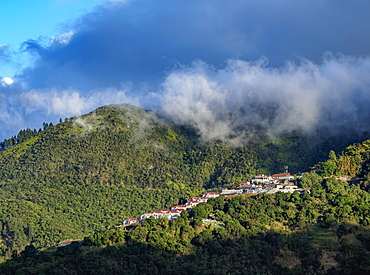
top-left (3, 221), bottom-right (370, 275)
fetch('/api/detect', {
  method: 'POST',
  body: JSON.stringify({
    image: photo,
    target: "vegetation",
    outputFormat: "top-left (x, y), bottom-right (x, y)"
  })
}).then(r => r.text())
top-left (1, 103), bottom-right (370, 273)
top-left (3, 172), bottom-right (370, 274)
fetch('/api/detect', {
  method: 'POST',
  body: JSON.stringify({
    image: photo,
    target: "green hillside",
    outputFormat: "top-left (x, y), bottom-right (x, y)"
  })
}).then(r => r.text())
top-left (3, 138), bottom-right (370, 274)
top-left (3, 180), bottom-right (370, 274)
top-left (0, 103), bottom-right (368, 266)
top-left (0, 104), bottom-right (261, 261)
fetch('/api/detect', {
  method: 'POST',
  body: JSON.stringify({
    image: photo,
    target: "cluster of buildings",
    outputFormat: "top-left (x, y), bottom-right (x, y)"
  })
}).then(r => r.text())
top-left (121, 173), bottom-right (309, 227)
top-left (121, 192), bottom-right (220, 226)
top-left (238, 173), bottom-right (309, 194)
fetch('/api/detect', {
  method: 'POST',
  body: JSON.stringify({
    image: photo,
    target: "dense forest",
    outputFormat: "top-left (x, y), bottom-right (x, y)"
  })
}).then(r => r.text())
top-left (3, 168), bottom-right (370, 274)
top-left (0, 103), bottom-right (370, 273)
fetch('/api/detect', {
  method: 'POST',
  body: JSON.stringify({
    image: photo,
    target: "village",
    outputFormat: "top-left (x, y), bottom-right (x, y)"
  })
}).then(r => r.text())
top-left (121, 173), bottom-right (309, 227)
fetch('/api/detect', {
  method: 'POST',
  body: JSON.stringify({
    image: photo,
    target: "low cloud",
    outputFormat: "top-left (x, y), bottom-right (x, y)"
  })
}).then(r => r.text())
top-left (0, 85), bottom-right (138, 139)
top-left (159, 56), bottom-right (370, 145)
top-left (21, 87), bottom-right (136, 117)
top-left (2, 55), bottom-right (370, 145)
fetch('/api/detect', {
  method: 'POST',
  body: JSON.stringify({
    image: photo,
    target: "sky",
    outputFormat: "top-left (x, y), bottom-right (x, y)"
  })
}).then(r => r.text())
top-left (0, 0), bottom-right (105, 76)
top-left (1, 0), bottom-right (370, 143)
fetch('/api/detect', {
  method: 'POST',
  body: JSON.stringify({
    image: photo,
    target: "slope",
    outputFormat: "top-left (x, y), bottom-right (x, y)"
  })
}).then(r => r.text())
top-left (0, 104), bottom-right (260, 261)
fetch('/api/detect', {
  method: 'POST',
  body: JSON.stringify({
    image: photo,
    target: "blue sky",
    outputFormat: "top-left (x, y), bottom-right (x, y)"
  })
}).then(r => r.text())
top-left (0, 0), bottom-right (105, 76)
top-left (1, 0), bottom-right (370, 143)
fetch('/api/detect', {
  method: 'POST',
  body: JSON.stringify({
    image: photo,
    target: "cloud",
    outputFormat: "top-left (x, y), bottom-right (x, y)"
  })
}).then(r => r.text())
top-left (2, 55), bottom-right (370, 146)
top-left (1, 77), bottom-right (14, 86)
top-left (0, 84), bottom-right (138, 140)
top-left (21, 87), bottom-right (136, 117)
top-left (17, 0), bottom-right (370, 92)
top-left (51, 31), bottom-right (75, 45)
top-left (159, 56), bottom-right (370, 145)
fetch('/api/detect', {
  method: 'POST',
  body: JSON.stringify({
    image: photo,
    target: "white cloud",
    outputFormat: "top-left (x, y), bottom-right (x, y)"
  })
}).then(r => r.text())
top-left (21, 87), bottom-right (138, 117)
top-left (1, 77), bottom-right (14, 86)
top-left (51, 31), bottom-right (75, 45)
top-left (159, 56), bottom-right (370, 145)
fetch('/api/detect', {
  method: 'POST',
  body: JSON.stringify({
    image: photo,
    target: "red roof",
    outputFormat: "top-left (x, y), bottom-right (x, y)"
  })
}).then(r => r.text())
top-left (194, 197), bottom-right (208, 200)
top-left (204, 192), bottom-right (219, 195)
top-left (125, 218), bottom-right (138, 221)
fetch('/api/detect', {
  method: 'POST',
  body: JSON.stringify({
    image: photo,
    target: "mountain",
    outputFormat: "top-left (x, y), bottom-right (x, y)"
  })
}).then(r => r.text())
top-left (0, 103), bottom-right (368, 265)
top-left (0, 104), bottom-right (259, 261)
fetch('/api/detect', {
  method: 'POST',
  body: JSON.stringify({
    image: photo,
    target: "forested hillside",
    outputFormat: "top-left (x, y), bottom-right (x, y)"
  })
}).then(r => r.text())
top-left (3, 138), bottom-right (370, 274)
top-left (4, 170), bottom-right (370, 274)
top-left (0, 103), bottom-right (368, 267)
top-left (0, 104), bottom-right (259, 262)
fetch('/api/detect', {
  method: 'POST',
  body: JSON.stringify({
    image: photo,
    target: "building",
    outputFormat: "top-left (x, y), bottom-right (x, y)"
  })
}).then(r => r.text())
top-left (251, 174), bottom-right (273, 184)
top-left (193, 196), bottom-right (208, 203)
top-left (171, 205), bottom-right (187, 211)
top-left (123, 218), bottom-right (139, 226)
top-left (185, 199), bottom-right (200, 208)
top-left (203, 192), bottom-right (220, 198)
top-left (271, 173), bottom-right (294, 181)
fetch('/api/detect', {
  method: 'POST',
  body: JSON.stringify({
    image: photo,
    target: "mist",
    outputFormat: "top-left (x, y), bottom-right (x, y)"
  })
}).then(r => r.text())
top-left (159, 56), bottom-right (370, 145)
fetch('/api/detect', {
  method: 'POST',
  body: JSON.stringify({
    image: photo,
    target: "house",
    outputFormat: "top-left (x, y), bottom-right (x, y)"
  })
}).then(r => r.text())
top-left (149, 211), bottom-right (166, 219)
top-left (141, 209), bottom-right (182, 220)
top-left (251, 174), bottom-right (273, 184)
top-left (203, 192), bottom-right (220, 198)
top-left (271, 173), bottom-right (294, 181)
top-left (158, 209), bottom-right (170, 213)
top-left (193, 196), bottom-right (208, 203)
top-left (171, 205), bottom-right (187, 211)
top-left (185, 199), bottom-right (200, 208)
top-left (264, 183), bottom-right (283, 189)
top-left (140, 213), bottom-right (154, 220)
top-left (166, 210), bottom-right (182, 219)
top-left (123, 218), bottom-right (139, 226)
top-left (239, 184), bottom-right (263, 190)
top-left (246, 186), bottom-right (263, 193)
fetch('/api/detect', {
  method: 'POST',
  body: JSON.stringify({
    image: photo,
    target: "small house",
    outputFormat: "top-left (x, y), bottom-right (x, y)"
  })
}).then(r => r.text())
top-left (123, 218), bottom-right (139, 226)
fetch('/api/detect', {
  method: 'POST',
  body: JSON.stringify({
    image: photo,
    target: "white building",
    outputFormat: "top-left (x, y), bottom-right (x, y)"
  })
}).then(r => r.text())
top-left (251, 174), bottom-right (273, 184)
